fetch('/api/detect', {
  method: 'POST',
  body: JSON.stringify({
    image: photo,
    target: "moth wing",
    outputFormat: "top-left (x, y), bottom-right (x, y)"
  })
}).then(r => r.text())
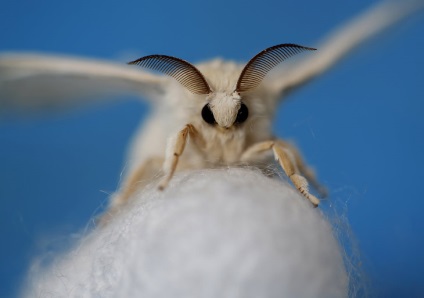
top-left (0, 53), bottom-right (166, 111)
top-left (269, 0), bottom-right (424, 96)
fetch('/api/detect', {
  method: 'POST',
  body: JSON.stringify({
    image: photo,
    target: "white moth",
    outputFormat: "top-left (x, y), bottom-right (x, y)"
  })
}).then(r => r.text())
top-left (0, 1), bottom-right (422, 221)
top-left (115, 44), bottom-right (325, 214)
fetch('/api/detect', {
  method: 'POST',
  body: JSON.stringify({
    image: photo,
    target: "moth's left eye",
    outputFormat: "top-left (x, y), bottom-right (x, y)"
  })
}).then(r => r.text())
top-left (235, 103), bottom-right (249, 124)
top-left (201, 104), bottom-right (216, 125)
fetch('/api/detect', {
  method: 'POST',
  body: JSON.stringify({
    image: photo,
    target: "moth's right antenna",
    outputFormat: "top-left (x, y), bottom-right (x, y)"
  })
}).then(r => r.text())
top-left (235, 44), bottom-right (316, 93)
top-left (129, 55), bottom-right (212, 95)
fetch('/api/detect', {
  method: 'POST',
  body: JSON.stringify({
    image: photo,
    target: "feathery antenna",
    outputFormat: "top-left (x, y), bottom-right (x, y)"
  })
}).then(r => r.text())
top-left (129, 55), bottom-right (211, 95)
top-left (236, 44), bottom-right (316, 93)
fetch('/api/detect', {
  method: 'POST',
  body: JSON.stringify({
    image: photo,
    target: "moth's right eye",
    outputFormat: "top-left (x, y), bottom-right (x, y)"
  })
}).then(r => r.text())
top-left (201, 104), bottom-right (216, 125)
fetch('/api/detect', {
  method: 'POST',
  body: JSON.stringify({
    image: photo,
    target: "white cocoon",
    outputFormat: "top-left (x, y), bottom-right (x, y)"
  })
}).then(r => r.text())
top-left (23, 168), bottom-right (348, 298)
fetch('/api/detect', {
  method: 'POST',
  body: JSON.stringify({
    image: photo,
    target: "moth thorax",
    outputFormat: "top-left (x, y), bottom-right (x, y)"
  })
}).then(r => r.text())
top-left (208, 92), bottom-right (241, 128)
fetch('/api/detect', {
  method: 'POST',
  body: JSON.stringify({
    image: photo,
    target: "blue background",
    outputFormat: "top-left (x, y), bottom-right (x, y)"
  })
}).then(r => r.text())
top-left (1, 0), bottom-right (423, 297)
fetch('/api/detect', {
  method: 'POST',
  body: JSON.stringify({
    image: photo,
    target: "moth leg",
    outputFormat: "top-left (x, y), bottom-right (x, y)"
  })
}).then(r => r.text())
top-left (275, 140), bottom-right (328, 197)
top-left (117, 157), bottom-right (164, 205)
top-left (158, 124), bottom-right (198, 190)
top-left (99, 157), bottom-right (163, 225)
top-left (241, 140), bottom-right (320, 207)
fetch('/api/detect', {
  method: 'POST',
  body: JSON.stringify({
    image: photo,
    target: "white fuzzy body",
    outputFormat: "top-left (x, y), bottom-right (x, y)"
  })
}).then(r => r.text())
top-left (126, 59), bottom-right (278, 180)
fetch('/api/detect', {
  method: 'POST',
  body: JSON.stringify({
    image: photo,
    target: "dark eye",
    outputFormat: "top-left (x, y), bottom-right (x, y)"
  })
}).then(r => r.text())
top-left (235, 103), bottom-right (249, 124)
top-left (201, 104), bottom-right (216, 125)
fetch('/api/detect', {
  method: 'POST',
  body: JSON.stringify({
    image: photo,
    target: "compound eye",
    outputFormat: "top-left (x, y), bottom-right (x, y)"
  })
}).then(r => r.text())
top-left (235, 103), bottom-right (249, 124)
top-left (201, 104), bottom-right (216, 125)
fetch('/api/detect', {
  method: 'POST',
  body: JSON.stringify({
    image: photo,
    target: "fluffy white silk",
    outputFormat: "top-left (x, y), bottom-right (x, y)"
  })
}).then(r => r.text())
top-left (23, 168), bottom-right (348, 298)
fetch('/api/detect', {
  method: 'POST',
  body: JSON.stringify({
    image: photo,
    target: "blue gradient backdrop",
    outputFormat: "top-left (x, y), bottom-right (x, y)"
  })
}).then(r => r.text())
top-left (1, 0), bottom-right (423, 297)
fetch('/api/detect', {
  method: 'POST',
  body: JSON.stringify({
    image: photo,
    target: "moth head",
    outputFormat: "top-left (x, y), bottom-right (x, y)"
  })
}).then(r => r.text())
top-left (202, 92), bottom-right (248, 129)
top-left (128, 44), bottom-right (315, 129)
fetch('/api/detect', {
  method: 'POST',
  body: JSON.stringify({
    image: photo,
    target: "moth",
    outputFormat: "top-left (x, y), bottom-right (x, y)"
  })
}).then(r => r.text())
top-left (108, 44), bottom-right (324, 218)
top-left (0, 1), bottom-right (421, 221)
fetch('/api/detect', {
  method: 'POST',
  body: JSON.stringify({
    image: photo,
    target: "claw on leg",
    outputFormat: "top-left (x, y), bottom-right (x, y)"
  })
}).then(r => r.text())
top-left (276, 140), bottom-right (327, 198)
top-left (242, 139), bottom-right (321, 207)
top-left (272, 143), bottom-right (320, 206)
top-left (290, 174), bottom-right (320, 207)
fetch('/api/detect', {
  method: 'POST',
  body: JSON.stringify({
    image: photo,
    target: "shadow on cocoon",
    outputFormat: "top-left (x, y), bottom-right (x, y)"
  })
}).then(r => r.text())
top-left (23, 168), bottom-right (348, 298)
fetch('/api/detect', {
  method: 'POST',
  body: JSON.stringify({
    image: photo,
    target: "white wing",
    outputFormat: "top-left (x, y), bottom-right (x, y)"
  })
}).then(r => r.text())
top-left (0, 53), bottom-right (166, 110)
top-left (270, 0), bottom-right (424, 95)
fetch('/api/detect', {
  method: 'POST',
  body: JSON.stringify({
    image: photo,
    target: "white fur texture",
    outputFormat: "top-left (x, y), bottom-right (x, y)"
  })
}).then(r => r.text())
top-left (23, 169), bottom-right (347, 298)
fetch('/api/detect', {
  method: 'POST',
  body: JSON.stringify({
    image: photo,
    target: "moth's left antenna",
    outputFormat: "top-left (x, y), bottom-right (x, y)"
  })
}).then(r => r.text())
top-left (129, 55), bottom-right (211, 95)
